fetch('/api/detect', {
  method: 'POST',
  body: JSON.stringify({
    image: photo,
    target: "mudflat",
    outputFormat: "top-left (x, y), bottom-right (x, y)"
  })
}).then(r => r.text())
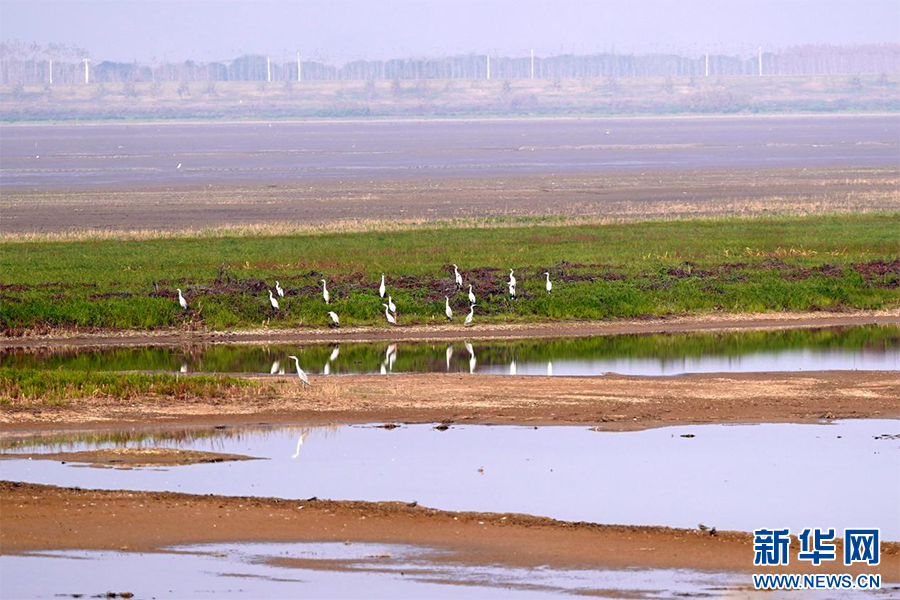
top-left (2, 481), bottom-right (896, 580)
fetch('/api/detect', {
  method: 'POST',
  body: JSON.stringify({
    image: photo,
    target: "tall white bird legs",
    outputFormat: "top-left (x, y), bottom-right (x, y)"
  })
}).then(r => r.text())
top-left (288, 355), bottom-right (310, 386)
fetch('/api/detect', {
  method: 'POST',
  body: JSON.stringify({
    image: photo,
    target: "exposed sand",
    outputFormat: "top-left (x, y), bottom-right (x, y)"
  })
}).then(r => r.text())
top-left (0, 447), bottom-right (257, 468)
top-left (2, 370), bottom-right (897, 432)
top-left (2, 482), bottom-right (896, 580)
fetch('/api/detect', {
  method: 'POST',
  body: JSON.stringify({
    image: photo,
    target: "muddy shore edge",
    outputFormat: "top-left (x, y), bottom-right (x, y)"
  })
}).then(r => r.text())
top-left (3, 311), bottom-right (897, 349)
top-left (1, 481), bottom-right (896, 580)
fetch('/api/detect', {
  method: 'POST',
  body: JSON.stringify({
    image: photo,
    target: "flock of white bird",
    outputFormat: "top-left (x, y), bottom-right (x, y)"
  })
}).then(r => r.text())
top-left (175, 267), bottom-right (555, 387)
top-left (176, 266), bottom-right (554, 329)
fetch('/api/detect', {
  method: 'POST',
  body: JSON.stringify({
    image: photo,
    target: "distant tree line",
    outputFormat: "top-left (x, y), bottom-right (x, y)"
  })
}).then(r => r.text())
top-left (2, 41), bottom-right (897, 84)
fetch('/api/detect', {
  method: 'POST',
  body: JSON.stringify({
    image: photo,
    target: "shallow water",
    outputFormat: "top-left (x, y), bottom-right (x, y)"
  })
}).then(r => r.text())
top-left (3, 420), bottom-right (897, 539)
top-left (2, 324), bottom-right (897, 377)
top-left (0, 542), bottom-right (753, 599)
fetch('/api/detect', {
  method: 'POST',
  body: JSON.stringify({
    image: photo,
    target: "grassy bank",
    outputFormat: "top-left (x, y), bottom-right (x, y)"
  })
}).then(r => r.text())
top-left (1, 214), bottom-right (897, 333)
top-left (0, 369), bottom-right (257, 404)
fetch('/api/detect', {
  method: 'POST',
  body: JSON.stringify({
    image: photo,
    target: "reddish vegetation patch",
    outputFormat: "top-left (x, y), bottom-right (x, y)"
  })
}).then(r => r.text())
top-left (852, 259), bottom-right (900, 288)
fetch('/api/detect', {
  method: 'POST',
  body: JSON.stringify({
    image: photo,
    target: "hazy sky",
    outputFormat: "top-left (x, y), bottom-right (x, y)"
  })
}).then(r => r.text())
top-left (2, 0), bottom-right (898, 62)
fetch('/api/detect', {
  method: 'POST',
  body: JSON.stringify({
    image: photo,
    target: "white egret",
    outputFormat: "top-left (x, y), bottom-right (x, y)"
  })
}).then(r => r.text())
top-left (445, 344), bottom-right (453, 370)
top-left (467, 284), bottom-right (476, 305)
top-left (327, 311), bottom-right (340, 327)
top-left (179, 363), bottom-right (188, 373)
top-left (508, 269), bottom-right (516, 288)
top-left (444, 296), bottom-right (453, 321)
top-left (453, 264), bottom-right (463, 289)
top-left (379, 274), bottom-right (386, 298)
top-left (321, 279), bottom-right (330, 304)
top-left (177, 288), bottom-right (188, 310)
top-left (508, 283), bottom-right (517, 299)
top-left (383, 303), bottom-right (397, 325)
top-left (275, 280), bottom-right (284, 298)
top-left (268, 289), bottom-right (280, 310)
top-left (464, 304), bottom-right (475, 326)
top-left (387, 295), bottom-right (397, 314)
top-left (288, 355), bottom-right (310, 386)
top-left (544, 272), bottom-right (552, 293)
top-left (270, 360), bottom-right (280, 375)
top-left (290, 432), bottom-right (308, 459)
top-left (329, 346), bottom-right (340, 362)
top-left (176, 163), bottom-right (182, 170)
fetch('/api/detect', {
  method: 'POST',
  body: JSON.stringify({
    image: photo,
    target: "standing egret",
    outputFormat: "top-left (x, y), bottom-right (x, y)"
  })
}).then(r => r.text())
top-left (177, 288), bottom-right (188, 310)
top-left (444, 296), bottom-right (453, 321)
top-left (508, 283), bottom-right (517, 299)
top-left (287, 355), bottom-right (310, 386)
top-left (383, 303), bottom-right (397, 325)
top-left (445, 344), bottom-right (453, 370)
top-left (270, 360), bottom-right (280, 375)
top-left (453, 264), bottom-right (463, 289)
top-left (268, 289), bottom-right (280, 310)
top-left (387, 295), bottom-right (397, 314)
top-left (379, 274), bottom-right (386, 298)
top-left (275, 281), bottom-right (284, 298)
top-left (544, 272), bottom-right (552, 293)
top-left (508, 269), bottom-right (516, 288)
top-left (328, 311), bottom-right (340, 327)
top-left (321, 280), bottom-right (330, 304)
top-left (290, 432), bottom-right (308, 459)
top-left (467, 284), bottom-right (476, 305)
top-left (464, 304), bottom-right (475, 326)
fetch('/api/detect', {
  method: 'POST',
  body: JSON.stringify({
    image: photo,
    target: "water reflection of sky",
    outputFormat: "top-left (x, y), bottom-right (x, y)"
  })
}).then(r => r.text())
top-left (3, 420), bottom-right (898, 539)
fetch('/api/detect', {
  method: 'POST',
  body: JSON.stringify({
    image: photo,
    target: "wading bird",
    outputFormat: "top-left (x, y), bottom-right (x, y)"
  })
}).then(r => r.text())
top-left (453, 264), bottom-right (463, 289)
top-left (268, 289), bottom-right (280, 310)
top-left (544, 272), bottom-right (552, 293)
top-left (464, 304), bottom-right (475, 326)
top-left (379, 274), bottom-right (386, 298)
top-left (387, 295), bottom-right (397, 314)
top-left (383, 303), bottom-right (397, 325)
top-left (467, 284), bottom-right (476, 305)
top-left (321, 279), bottom-right (330, 304)
top-left (444, 296), bottom-right (453, 321)
top-left (508, 269), bottom-right (516, 288)
top-left (288, 355), bottom-right (310, 386)
top-left (275, 281), bottom-right (284, 298)
top-left (177, 288), bottom-right (188, 310)
top-left (328, 311), bottom-right (340, 327)
top-left (508, 283), bottom-right (517, 299)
